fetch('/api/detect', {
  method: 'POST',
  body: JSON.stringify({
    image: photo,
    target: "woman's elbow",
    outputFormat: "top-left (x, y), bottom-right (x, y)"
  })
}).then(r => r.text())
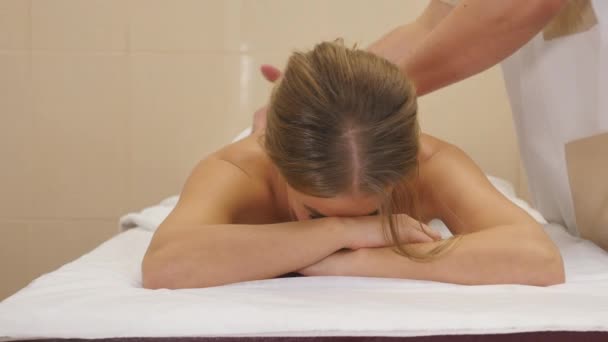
top-left (142, 272), bottom-right (166, 290)
top-left (141, 251), bottom-right (228, 290)
top-left (141, 251), bottom-right (195, 290)
top-left (141, 253), bottom-right (174, 290)
top-left (530, 243), bottom-right (565, 286)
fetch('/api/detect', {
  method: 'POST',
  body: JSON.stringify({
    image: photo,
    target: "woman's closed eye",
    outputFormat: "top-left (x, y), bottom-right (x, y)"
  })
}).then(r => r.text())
top-left (307, 208), bottom-right (379, 220)
top-left (304, 204), bottom-right (326, 220)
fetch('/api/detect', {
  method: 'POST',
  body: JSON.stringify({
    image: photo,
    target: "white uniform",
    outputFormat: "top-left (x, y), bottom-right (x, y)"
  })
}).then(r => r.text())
top-left (441, 0), bottom-right (608, 245)
top-left (501, 0), bottom-right (607, 236)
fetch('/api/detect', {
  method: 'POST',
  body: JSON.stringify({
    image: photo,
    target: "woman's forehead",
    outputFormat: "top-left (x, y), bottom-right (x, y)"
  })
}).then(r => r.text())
top-left (296, 191), bottom-right (381, 217)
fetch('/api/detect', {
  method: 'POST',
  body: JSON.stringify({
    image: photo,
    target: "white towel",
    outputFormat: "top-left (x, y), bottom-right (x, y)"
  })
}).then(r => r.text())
top-left (119, 196), bottom-right (178, 232)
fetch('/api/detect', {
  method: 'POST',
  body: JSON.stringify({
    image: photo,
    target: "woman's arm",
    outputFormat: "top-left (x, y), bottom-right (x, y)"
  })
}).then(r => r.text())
top-left (144, 217), bottom-right (346, 290)
top-left (142, 150), bottom-right (346, 290)
top-left (307, 222), bottom-right (563, 286)
top-left (416, 138), bottom-right (564, 285)
top-left (301, 137), bottom-right (565, 286)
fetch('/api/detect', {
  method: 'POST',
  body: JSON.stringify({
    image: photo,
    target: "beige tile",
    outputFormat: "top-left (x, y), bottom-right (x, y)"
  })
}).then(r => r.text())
top-left (31, 52), bottom-right (129, 219)
top-left (236, 0), bottom-right (427, 54)
top-left (129, 52), bottom-right (250, 209)
top-left (239, 0), bottom-right (325, 52)
top-left (129, 0), bottom-right (422, 53)
top-left (28, 219), bottom-right (117, 278)
top-left (354, 0), bottom-right (427, 46)
top-left (0, 220), bottom-right (33, 301)
top-left (129, 0), bottom-right (239, 52)
top-left (316, 0), bottom-right (426, 48)
top-left (419, 66), bottom-right (519, 186)
top-left (0, 0), bottom-right (29, 49)
top-left (0, 52), bottom-right (33, 219)
top-left (31, 0), bottom-right (127, 50)
top-left (234, 52), bottom-right (287, 123)
top-left (316, 0), bottom-right (366, 45)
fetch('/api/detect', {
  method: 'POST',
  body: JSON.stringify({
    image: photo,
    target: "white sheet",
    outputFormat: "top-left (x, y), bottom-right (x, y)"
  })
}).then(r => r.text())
top-left (1, 191), bottom-right (608, 340)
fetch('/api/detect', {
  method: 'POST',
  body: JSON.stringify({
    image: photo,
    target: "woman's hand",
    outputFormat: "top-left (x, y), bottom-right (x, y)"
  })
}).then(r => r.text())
top-left (297, 215), bottom-right (442, 277)
top-left (342, 214), bottom-right (442, 250)
top-left (297, 248), bottom-right (364, 276)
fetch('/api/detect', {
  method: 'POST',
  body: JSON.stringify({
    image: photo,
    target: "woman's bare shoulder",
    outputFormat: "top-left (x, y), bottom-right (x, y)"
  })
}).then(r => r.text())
top-left (212, 134), bottom-right (273, 181)
top-left (418, 133), bottom-right (453, 163)
top-left (157, 134), bottom-right (277, 227)
top-left (393, 133), bottom-right (451, 221)
top-left (416, 133), bottom-right (538, 233)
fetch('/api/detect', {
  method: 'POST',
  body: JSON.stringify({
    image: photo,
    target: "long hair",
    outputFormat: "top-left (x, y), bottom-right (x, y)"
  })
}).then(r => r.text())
top-left (263, 40), bottom-right (459, 259)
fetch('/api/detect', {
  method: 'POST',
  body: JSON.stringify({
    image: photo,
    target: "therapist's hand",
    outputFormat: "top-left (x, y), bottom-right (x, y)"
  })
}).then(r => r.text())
top-left (261, 64), bottom-right (282, 82)
top-left (252, 65), bottom-right (282, 133)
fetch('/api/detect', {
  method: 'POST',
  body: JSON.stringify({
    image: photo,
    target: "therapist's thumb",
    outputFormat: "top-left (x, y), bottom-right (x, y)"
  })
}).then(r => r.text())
top-left (260, 64), bottom-right (281, 83)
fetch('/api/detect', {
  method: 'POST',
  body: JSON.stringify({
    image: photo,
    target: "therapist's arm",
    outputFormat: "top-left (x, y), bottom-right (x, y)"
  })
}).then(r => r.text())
top-left (366, 1), bottom-right (452, 65)
top-left (368, 0), bottom-right (566, 96)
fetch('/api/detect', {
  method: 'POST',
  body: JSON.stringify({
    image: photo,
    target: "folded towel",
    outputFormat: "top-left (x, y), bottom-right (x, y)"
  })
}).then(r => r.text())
top-left (119, 196), bottom-right (178, 232)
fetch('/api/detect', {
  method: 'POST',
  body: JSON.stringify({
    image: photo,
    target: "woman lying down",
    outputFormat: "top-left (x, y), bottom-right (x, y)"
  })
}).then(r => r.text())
top-left (142, 41), bottom-right (565, 289)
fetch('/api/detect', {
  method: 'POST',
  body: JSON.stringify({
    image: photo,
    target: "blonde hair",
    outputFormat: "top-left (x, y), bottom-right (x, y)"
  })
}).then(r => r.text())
top-left (263, 40), bottom-right (459, 260)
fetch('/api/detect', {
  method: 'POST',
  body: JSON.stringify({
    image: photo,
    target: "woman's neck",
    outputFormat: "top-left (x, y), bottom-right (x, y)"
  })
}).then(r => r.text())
top-left (268, 163), bottom-right (294, 222)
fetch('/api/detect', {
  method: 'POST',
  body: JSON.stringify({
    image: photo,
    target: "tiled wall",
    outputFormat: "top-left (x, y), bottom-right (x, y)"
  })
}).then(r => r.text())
top-left (0, 0), bottom-right (520, 300)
